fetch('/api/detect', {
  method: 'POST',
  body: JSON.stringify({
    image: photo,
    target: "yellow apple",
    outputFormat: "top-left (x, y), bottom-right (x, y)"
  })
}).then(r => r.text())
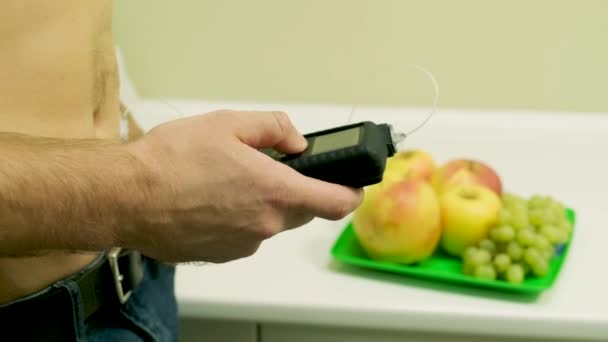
top-left (439, 184), bottom-right (502, 257)
top-left (382, 150), bottom-right (436, 186)
top-left (353, 179), bottom-right (441, 264)
top-left (432, 159), bottom-right (502, 195)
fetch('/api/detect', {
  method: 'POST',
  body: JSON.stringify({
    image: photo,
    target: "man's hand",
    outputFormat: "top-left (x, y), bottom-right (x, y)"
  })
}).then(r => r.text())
top-left (123, 110), bottom-right (363, 263)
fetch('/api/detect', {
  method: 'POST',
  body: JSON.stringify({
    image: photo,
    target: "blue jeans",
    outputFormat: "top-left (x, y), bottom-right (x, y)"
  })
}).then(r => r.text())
top-left (82, 256), bottom-right (179, 341)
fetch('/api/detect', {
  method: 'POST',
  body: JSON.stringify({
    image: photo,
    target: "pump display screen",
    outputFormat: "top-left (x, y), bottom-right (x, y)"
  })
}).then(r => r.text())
top-left (309, 127), bottom-right (361, 155)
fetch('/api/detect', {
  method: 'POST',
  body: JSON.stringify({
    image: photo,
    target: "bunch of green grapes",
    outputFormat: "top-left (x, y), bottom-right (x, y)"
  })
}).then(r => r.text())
top-left (462, 193), bottom-right (572, 284)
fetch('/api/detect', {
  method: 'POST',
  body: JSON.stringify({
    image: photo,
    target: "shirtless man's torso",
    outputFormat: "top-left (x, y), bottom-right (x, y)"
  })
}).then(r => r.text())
top-left (0, 0), bottom-right (119, 304)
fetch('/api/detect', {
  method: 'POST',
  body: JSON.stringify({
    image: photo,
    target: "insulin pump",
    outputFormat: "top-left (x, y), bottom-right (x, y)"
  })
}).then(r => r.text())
top-left (262, 121), bottom-right (401, 188)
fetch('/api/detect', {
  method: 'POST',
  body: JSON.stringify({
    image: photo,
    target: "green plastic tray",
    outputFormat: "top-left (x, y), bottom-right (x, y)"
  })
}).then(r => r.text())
top-left (331, 208), bottom-right (576, 293)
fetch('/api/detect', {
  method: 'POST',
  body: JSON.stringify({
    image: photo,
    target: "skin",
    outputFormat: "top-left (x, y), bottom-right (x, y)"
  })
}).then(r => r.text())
top-left (0, 0), bottom-right (362, 304)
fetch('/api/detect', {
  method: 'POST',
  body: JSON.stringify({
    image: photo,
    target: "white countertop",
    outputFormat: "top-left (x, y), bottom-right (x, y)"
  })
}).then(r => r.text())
top-left (133, 99), bottom-right (608, 341)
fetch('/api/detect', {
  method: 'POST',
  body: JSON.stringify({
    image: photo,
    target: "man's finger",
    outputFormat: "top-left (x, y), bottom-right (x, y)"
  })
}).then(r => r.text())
top-left (279, 167), bottom-right (364, 221)
top-left (232, 111), bottom-right (308, 154)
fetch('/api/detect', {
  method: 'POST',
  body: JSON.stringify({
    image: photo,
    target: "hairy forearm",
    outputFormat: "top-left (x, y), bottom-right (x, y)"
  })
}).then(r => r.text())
top-left (0, 133), bottom-right (148, 256)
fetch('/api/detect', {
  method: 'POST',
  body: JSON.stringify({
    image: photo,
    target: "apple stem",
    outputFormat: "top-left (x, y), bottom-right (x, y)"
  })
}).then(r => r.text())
top-left (467, 161), bottom-right (476, 172)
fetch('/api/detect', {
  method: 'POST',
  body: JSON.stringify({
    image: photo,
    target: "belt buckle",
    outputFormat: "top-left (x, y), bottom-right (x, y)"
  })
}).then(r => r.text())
top-left (108, 247), bottom-right (132, 304)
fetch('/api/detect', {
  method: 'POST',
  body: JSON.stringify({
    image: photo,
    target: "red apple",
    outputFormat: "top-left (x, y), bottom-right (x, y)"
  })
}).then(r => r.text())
top-left (353, 179), bottom-right (441, 264)
top-left (439, 184), bottom-right (502, 256)
top-left (432, 159), bottom-right (502, 195)
top-left (382, 150), bottom-right (436, 186)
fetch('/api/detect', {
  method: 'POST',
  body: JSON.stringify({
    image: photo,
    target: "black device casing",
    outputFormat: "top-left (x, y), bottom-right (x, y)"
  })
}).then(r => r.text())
top-left (268, 121), bottom-right (396, 188)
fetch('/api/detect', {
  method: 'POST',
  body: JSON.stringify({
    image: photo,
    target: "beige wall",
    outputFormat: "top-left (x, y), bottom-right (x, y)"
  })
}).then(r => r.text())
top-left (113, 1), bottom-right (607, 112)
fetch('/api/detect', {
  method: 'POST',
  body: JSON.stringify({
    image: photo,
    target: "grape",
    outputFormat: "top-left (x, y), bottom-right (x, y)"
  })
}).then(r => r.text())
top-left (497, 208), bottom-right (512, 225)
top-left (541, 249), bottom-right (554, 261)
top-left (533, 235), bottom-right (555, 261)
top-left (540, 225), bottom-right (564, 244)
top-left (526, 195), bottom-right (569, 228)
top-left (490, 225), bottom-right (515, 243)
top-left (471, 249), bottom-right (492, 265)
top-left (493, 253), bottom-right (511, 273)
top-left (510, 208), bottom-right (530, 230)
top-left (553, 203), bottom-right (566, 217)
top-left (529, 258), bottom-right (549, 277)
top-left (541, 198), bottom-right (567, 224)
top-left (542, 209), bottom-right (559, 225)
top-left (462, 247), bottom-right (489, 276)
top-left (506, 264), bottom-right (525, 284)
top-left (546, 197), bottom-right (564, 212)
top-left (550, 215), bottom-right (562, 226)
top-left (474, 264), bottom-right (497, 280)
top-left (554, 229), bottom-right (569, 244)
top-left (478, 239), bottom-right (496, 255)
top-left (502, 193), bottom-right (526, 208)
top-left (528, 208), bottom-right (545, 227)
top-left (533, 235), bottom-right (552, 252)
top-left (528, 195), bottom-right (545, 209)
top-left (543, 196), bottom-right (556, 206)
top-left (516, 228), bottom-right (536, 247)
top-left (462, 246), bottom-right (478, 261)
top-left (524, 247), bottom-right (542, 266)
top-left (558, 220), bottom-right (573, 234)
top-left (506, 241), bottom-right (523, 261)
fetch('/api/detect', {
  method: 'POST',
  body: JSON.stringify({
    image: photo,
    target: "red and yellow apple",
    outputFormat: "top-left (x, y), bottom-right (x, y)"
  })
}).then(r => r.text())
top-left (432, 159), bottom-right (502, 195)
top-left (439, 184), bottom-right (502, 256)
top-left (382, 149), bottom-right (436, 186)
top-left (353, 179), bottom-right (441, 264)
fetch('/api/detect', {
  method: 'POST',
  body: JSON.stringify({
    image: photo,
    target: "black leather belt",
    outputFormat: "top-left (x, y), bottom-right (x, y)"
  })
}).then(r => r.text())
top-left (0, 248), bottom-right (144, 341)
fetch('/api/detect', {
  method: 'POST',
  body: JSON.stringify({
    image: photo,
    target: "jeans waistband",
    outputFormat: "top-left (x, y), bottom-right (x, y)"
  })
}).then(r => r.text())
top-left (0, 250), bottom-right (145, 341)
